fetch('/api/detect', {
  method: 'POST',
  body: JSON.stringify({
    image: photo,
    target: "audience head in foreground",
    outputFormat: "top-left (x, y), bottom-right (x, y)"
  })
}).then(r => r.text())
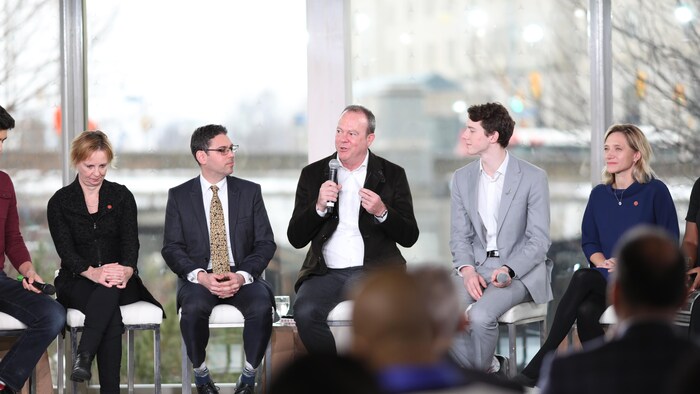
top-left (351, 268), bottom-right (437, 371)
top-left (612, 225), bottom-right (687, 320)
top-left (351, 266), bottom-right (522, 393)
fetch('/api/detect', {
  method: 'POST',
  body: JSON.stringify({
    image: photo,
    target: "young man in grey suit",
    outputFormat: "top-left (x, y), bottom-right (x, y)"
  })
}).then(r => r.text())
top-left (449, 102), bottom-right (552, 373)
top-left (539, 226), bottom-right (700, 394)
top-left (162, 125), bottom-right (276, 394)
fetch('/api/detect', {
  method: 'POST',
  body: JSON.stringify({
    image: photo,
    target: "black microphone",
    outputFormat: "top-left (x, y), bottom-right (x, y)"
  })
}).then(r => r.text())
top-left (496, 272), bottom-right (510, 284)
top-left (327, 159), bottom-right (340, 214)
top-left (17, 275), bottom-right (56, 295)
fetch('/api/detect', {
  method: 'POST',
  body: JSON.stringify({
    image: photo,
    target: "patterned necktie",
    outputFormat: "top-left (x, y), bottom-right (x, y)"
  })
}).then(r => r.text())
top-left (209, 185), bottom-right (230, 275)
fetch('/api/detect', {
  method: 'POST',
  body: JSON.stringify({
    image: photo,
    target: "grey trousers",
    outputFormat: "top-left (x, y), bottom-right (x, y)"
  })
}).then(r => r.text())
top-left (449, 257), bottom-right (531, 371)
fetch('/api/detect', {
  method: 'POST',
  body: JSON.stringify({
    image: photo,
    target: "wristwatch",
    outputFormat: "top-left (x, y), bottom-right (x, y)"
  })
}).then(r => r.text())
top-left (374, 209), bottom-right (388, 220)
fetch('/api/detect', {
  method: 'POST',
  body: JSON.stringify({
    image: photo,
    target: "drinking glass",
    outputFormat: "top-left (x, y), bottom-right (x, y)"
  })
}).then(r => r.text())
top-left (274, 295), bottom-right (290, 317)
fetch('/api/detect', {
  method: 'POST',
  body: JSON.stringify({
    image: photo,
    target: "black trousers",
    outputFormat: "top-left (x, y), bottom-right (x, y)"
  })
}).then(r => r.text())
top-left (59, 276), bottom-right (141, 394)
top-left (689, 293), bottom-right (700, 340)
top-left (521, 268), bottom-right (607, 380)
top-left (178, 280), bottom-right (273, 368)
top-left (293, 267), bottom-right (364, 355)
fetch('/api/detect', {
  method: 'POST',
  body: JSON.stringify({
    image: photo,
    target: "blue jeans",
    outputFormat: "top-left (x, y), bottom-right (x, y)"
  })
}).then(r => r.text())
top-left (0, 272), bottom-right (66, 392)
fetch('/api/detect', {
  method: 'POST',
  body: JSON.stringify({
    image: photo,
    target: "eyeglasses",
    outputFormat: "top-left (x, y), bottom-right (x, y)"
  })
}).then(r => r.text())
top-left (204, 144), bottom-right (239, 155)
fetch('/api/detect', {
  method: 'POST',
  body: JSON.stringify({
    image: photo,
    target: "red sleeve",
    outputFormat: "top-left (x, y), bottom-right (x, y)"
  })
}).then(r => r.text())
top-left (0, 172), bottom-right (31, 271)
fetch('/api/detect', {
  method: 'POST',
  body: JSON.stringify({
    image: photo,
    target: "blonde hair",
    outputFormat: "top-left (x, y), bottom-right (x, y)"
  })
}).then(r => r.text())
top-left (602, 124), bottom-right (655, 185)
top-left (70, 130), bottom-right (114, 167)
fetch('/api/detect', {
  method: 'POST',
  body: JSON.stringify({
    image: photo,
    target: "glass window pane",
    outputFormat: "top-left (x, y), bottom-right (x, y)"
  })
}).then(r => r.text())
top-left (350, 0), bottom-right (592, 360)
top-left (0, 0), bottom-right (62, 384)
top-left (86, 0), bottom-right (307, 384)
top-left (612, 0), bottom-right (696, 224)
top-left (351, 0), bottom-right (590, 258)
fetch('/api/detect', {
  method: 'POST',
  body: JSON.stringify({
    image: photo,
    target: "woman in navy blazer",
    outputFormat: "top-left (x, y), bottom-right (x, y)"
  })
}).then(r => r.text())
top-left (48, 131), bottom-right (163, 393)
top-left (515, 124), bottom-right (679, 386)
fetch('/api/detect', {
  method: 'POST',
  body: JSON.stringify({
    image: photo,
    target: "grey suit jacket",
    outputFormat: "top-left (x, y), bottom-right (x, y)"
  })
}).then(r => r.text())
top-left (450, 154), bottom-right (552, 304)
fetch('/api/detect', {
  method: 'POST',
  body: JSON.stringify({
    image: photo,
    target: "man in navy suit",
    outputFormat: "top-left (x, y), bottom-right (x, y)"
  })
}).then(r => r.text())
top-left (162, 124), bottom-right (276, 394)
top-left (539, 226), bottom-right (700, 394)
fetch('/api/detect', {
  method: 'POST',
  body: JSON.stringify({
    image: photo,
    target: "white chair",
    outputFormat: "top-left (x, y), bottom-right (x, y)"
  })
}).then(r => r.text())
top-left (465, 301), bottom-right (548, 376)
top-left (180, 304), bottom-right (245, 394)
top-left (497, 301), bottom-right (548, 377)
top-left (599, 305), bottom-right (617, 325)
top-left (327, 300), bottom-right (354, 353)
top-left (0, 312), bottom-right (37, 394)
top-left (57, 301), bottom-right (163, 394)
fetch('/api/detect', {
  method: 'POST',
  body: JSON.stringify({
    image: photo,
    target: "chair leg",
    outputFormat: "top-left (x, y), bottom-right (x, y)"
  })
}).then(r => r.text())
top-left (507, 323), bottom-right (517, 377)
top-left (57, 332), bottom-right (64, 394)
top-left (522, 323), bottom-right (529, 362)
top-left (127, 328), bottom-right (135, 394)
top-left (540, 319), bottom-right (547, 345)
top-left (182, 335), bottom-right (191, 394)
top-left (154, 327), bottom-right (161, 394)
top-left (70, 328), bottom-right (79, 394)
top-left (264, 338), bottom-right (272, 394)
top-left (29, 367), bottom-right (36, 394)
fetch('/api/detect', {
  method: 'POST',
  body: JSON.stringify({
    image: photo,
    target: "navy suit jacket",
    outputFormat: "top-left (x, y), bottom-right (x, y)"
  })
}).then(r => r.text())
top-left (539, 321), bottom-right (700, 394)
top-left (162, 175), bottom-right (276, 306)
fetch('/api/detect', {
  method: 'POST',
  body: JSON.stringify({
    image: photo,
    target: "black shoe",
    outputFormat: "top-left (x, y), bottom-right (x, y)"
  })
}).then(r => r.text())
top-left (512, 372), bottom-right (537, 388)
top-left (0, 386), bottom-right (17, 394)
top-left (233, 382), bottom-right (254, 394)
top-left (70, 352), bottom-right (94, 382)
top-left (196, 381), bottom-right (219, 394)
top-left (492, 354), bottom-right (509, 377)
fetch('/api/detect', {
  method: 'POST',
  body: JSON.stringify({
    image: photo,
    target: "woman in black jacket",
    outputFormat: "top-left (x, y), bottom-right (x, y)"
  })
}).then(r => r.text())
top-left (48, 130), bottom-right (163, 393)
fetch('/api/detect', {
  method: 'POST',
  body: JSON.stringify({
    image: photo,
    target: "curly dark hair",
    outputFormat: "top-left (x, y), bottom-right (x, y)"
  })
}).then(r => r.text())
top-left (467, 102), bottom-right (515, 148)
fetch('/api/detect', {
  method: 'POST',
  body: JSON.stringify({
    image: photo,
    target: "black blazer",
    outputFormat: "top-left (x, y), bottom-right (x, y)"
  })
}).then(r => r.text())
top-left (161, 175), bottom-right (276, 302)
top-left (287, 151), bottom-right (419, 290)
top-left (539, 322), bottom-right (700, 394)
top-left (48, 177), bottom-right (163, 313)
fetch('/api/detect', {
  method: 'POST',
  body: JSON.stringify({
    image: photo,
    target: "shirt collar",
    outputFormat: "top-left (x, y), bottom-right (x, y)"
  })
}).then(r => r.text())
top-left (479, 150), bottom-right (510, 178)
top-left (199, 175), bottom-right (227, 194)
top-left (339, 151), bottom-right (369, 172)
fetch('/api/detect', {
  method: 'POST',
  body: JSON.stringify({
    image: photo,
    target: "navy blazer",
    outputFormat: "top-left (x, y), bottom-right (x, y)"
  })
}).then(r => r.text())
top-left (162, 175), bottom-right (276, 303)
top-left (539, 322), bottom-right (700, 394)
top-left (287, 151), bottom-right (419, 291)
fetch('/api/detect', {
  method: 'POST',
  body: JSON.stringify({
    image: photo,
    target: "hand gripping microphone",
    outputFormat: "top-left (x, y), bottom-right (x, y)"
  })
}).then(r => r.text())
top-left (327, 159), bottom-right (340, 214)
top-left (17, 275), bottom-right (56, 295)
top-left (496, 272), bottom-right (510, 284)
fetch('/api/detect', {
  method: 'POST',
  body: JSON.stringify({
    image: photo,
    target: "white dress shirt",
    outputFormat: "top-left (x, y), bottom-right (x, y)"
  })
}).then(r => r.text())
top-left (321, 153), bottom-right (370, 269)
top-left (478, 152), bottom-right (509, 253)
top-left (187, 175), bottom-right (253, 285)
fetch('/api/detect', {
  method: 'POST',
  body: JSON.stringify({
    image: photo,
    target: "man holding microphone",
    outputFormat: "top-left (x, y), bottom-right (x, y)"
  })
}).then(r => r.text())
top-left (287, 105), bottom-right (419, 355)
